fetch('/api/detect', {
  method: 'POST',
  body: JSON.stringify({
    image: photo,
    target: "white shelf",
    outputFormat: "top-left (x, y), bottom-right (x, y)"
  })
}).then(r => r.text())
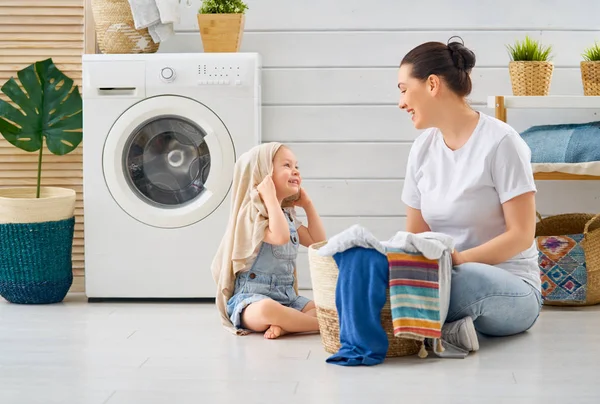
top-left (487, 95), bottom-right (600, 109)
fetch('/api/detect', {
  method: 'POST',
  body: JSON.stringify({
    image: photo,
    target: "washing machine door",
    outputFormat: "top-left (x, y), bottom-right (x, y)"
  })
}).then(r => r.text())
top-left (103, 95), bottom-right (234, 228)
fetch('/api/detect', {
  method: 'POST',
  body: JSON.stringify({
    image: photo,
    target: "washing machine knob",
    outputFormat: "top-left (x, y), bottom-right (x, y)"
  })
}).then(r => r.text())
top-left (161, 67), bottom-right (176, 82)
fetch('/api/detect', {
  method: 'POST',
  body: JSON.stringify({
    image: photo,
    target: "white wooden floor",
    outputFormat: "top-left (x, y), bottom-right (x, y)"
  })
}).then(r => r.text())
top-left (1, 292), bottom-right (599, 404)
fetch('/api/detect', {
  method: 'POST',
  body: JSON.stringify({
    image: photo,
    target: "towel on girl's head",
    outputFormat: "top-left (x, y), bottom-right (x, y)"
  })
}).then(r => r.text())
top-left (211, 142), bottom-right (298, 335)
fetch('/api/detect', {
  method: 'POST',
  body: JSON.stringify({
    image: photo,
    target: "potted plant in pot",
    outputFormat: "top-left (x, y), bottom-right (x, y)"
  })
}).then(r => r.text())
top-left (506, 35), bottom-right (554, 96)
top-left (0, 58), bottom-right (82, 304)
top-left (197, 0), bottom-right (249, 52)
top-left (581, 41), bottom-right (600, 96)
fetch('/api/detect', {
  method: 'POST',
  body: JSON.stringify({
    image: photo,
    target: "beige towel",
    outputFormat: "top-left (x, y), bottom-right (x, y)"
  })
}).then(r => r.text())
top-left (211, 142), bottom-right (299, 335)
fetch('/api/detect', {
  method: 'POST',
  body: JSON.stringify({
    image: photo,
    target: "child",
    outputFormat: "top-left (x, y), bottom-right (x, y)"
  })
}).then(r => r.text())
top-left (211, 142), bottom-right (326, 339)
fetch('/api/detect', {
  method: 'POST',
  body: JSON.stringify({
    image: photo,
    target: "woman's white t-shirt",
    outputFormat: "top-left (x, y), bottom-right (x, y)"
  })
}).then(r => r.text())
top-left (401, 112), bottom-right (541, 291)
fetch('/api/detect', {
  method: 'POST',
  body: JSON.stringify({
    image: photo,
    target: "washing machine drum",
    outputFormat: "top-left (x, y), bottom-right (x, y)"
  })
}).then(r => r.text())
top-left (103, 95), bottom-right (235, 228)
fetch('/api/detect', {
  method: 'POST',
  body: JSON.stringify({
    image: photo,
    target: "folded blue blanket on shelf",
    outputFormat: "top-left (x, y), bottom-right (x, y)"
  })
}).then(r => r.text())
top-left (520, 121), bottom-right (600, 164)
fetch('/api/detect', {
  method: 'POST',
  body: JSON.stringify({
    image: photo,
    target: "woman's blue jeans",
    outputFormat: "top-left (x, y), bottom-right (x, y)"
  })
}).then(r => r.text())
top-left (447, 263), bottom-right (542, 336)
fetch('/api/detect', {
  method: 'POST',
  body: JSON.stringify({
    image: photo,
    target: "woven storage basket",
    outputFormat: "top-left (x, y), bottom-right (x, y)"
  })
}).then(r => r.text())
top-left (535, 212), bottom-right (600, 306)
top-left (0, 187), bottom-right (76, 304)
top-left (90, 0), bottom-right (159, 54)
top-left (308, 241), bottom-right (421, 357)
top-left (509, 61), bottom-right (554, 96)
top-left (580, 61), bottom-right (600, 96)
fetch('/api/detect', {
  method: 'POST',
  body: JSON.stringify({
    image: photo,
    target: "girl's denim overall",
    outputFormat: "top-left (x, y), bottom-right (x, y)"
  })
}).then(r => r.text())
top-left (227, 210), bottom-right (310, 329)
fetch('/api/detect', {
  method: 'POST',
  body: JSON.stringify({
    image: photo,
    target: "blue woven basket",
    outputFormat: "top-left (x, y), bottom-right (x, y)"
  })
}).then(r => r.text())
top-left (0, 217), bottom-right (75, 304)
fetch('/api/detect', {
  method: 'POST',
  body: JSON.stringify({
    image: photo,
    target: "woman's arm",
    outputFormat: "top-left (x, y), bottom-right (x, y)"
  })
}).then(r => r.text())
top-left (453, 191), bottom-right (536, 265)
top-left (406, 206), bottom-right (431, 234)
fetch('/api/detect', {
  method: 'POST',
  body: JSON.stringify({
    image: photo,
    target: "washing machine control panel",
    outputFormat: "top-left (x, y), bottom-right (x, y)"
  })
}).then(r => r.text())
top-left (197, 63), bottom-right (245, 86)
top-left (145, 55), bottom-right (259, 90)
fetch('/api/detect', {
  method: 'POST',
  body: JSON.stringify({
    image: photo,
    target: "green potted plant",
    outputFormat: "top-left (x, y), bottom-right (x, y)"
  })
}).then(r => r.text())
top-left (0, 58), bottom-right (82, 304)
top-left (197, 0), bottom-right (249, 52)
top-left (506, 35), bottom-right (554, 96)
top-left (581, 41), bottom-right (600, 96)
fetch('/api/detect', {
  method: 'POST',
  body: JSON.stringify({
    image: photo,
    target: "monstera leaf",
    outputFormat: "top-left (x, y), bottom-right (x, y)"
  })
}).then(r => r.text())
top-left (0, 58), bottom-right (82, 197)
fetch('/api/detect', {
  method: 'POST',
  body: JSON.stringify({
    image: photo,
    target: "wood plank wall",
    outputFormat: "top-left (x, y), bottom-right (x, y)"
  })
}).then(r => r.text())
top-left (0, 0), bottom-right (96, 292)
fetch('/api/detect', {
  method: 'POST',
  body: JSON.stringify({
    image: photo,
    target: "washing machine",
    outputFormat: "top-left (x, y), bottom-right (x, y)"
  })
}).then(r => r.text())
top-left (82, 53), bottom-right (261, 299)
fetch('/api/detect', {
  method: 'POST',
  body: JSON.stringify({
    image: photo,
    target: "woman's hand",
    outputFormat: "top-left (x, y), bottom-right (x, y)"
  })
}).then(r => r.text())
top-left (451, 249), bottom-right (467, 266)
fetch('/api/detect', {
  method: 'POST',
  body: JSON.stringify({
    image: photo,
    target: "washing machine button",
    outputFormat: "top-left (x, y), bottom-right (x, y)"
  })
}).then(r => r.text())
top-left (160, 67), bottom-right (175, 82)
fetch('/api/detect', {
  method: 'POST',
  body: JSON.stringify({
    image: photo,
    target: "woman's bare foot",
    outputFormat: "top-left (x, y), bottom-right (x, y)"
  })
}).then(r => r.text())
top-left (264, 325), bottom-right (287, 339)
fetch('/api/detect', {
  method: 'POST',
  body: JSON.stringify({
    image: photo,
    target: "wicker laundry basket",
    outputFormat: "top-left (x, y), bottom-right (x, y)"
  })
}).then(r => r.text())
top-left (308, 241), bottom-right (421, 357)
top-left (581, 61), bottom-right (600, 96)
top-left (535, 213), bottom-right (600, 306)
top-left (509, 61), bottom-right (554, 96)
top-left (90, 0), bottom-right (159, 54)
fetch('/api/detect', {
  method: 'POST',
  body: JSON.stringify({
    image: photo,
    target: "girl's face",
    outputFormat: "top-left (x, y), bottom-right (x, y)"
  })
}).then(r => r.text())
top-left (272, 146), bottom-right (301, 200)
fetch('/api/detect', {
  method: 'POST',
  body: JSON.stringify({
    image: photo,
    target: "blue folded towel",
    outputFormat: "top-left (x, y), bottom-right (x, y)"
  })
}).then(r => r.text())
top-left (326, 247), bottom-right (389, 366)
top-left (520, 121), bottom-right (600, 164)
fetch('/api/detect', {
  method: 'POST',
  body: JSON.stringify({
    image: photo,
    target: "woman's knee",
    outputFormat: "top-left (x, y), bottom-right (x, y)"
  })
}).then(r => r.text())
top-left (447, 263), bottom-right (542, 331)
top-left (474, 293), bottom-right (541, 337)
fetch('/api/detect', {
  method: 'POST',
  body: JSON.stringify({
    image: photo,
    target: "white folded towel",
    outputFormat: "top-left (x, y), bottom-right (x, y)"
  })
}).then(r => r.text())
top-left (317, 224), bottom-right (386, 257)
top-left (382, 231), bottom-right (455, 260)
top-left (127, 0), bottom-right (180, 43)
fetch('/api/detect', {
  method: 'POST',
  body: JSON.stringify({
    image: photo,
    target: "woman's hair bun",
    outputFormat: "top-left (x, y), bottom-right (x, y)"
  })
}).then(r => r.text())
top-left (447, 37), bottom-right (476, 71)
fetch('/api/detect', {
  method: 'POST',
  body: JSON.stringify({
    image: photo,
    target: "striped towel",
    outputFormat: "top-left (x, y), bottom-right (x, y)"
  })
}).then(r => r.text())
top-left (387, 249), bottom-right (441, 340)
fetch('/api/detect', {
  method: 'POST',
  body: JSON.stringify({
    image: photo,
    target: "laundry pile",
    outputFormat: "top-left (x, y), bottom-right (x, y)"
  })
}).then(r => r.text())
top-left (317, 225), bottom-right (469, 366)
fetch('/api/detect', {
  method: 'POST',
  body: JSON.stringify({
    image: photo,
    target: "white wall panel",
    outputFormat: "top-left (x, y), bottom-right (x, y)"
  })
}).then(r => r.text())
top-left (175, 1), bottom-right (600, 31)
top-left (286, 143), bottom-right (410, 179)
top-left (262, 68), bottom-right (584, 106)
top-left (161, 31), bottom-right (600, 69)
top-left (262, 106), bottom-right (600, 143)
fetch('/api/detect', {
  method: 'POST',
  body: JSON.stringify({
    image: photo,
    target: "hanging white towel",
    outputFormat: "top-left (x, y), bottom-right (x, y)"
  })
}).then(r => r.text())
top-left (127, 0), bottom-right (180, 43)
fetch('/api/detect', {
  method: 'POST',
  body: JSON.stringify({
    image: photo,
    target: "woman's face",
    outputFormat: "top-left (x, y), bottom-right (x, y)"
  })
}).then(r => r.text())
top-left (397, 64), bottom-right (437, 130)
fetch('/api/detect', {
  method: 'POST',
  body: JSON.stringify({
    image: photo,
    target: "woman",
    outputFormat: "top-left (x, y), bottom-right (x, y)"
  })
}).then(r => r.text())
top-left (398, 37), bottom-right (542, 353)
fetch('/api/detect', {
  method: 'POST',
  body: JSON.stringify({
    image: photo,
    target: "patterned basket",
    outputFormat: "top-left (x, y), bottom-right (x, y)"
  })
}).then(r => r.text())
top-left (580, 61), bottom-right (600, 96)
top-left (90, 0), bottom-right (159, 54)
top-left (0, 218), bottom-right (75, 304)
top-left (535, 213), bottom-right (600, 306)
top-left (509, 61), bottom-right (554, 96)
top-left (307, 241), bottom-right (421, 357)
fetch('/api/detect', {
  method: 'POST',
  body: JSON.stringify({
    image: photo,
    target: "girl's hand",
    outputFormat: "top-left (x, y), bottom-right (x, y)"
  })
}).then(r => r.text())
top-left (293, 188), bottom-right (313, 209)
top-left (257, 175), bottom-right (277, 203)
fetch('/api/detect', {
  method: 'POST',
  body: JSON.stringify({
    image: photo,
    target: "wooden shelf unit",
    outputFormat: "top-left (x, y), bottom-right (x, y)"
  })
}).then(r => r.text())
top-left (489, 95), bottom-right (600, 181)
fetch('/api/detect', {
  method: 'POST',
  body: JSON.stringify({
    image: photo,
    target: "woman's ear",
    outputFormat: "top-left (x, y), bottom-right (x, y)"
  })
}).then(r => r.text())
top-left (427, 74), bottom-right (441, 96)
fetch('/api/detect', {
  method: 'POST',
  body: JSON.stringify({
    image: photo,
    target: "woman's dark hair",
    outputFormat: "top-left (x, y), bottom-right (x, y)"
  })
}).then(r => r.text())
top-left (400, 36), bottom-right (476, 97)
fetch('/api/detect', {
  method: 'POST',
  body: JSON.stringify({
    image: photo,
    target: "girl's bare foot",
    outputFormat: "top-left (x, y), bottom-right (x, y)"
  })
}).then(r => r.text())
top-left (264, 325), bottom-right (287, 339)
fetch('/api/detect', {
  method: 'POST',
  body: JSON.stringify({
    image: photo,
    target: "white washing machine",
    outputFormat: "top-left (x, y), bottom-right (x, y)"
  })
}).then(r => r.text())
top-left (82, 53), bottom-right (261, 299)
